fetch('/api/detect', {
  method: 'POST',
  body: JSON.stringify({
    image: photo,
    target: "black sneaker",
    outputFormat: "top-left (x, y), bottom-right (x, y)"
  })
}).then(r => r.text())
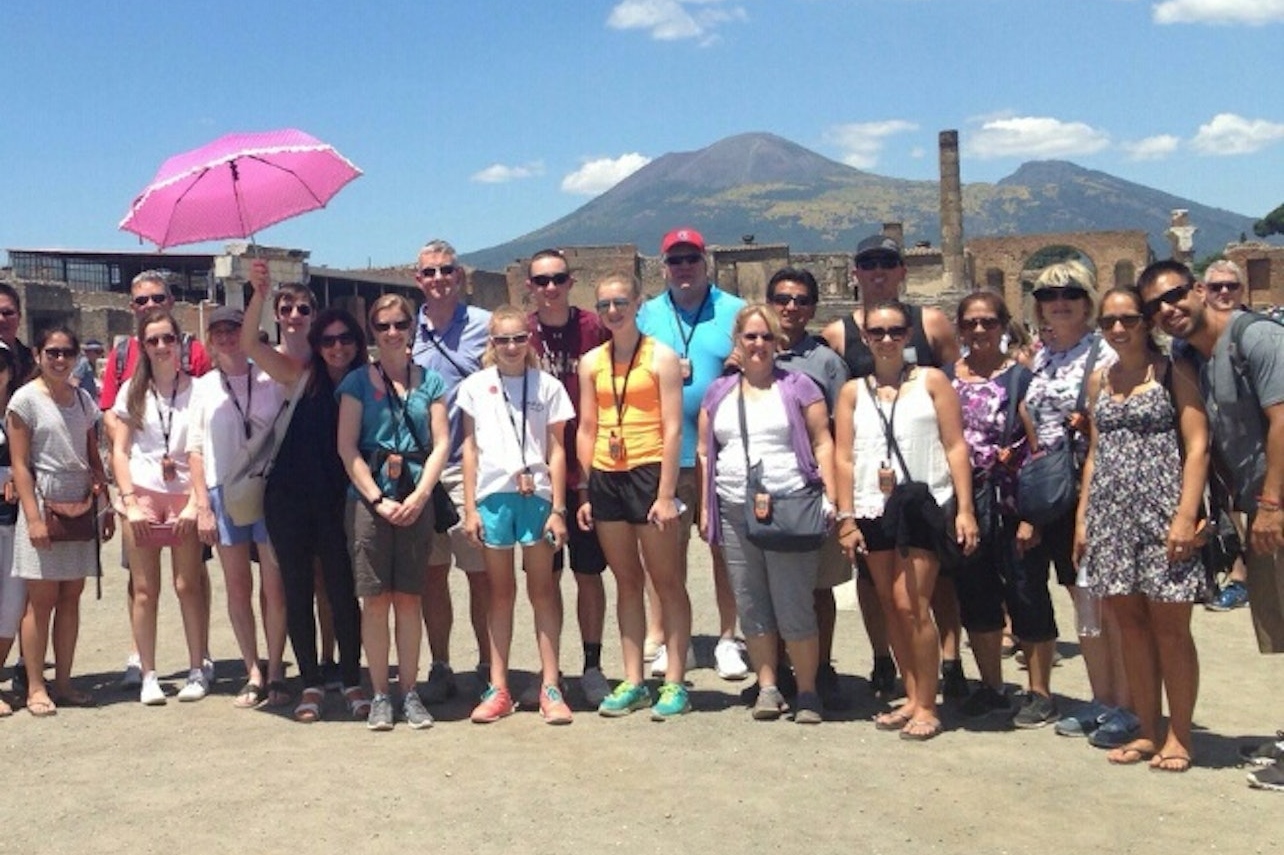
top-left (1013, 692), bottom-right (1059, 729)
top-left (1247, 758), bottom-right (1284, 791)
top-left (816, 663), bottom-right (849, 711)
top-left (1240, 732), bottom-right (1284, 768)
top-left (960, 684), bottom-right (1011, 719)
top-left (941, 659), bottom-right (969, 699)
top-left (870, 656), bottom-right (897, 697)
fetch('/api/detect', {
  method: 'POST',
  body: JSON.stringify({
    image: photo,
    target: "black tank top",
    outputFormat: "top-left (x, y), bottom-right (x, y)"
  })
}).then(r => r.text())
top-left (841, 304), bottom-right (938, 378)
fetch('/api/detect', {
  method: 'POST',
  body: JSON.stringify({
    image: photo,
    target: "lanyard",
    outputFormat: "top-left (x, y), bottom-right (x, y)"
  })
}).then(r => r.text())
top-left (150, 379), bottom-right (179, 454)
top-left (376, 361), bottom-right (414, 445)
top-left (610, 335), bottom-right (644, 428)
top-left (865, 372), bottom-right (907, 476)
top-left (219, 369), bottom-right (253, 440)
top-left (668, 287), bottom-right (712, 358)
top-left (497, 367), bottom-right (530, 469)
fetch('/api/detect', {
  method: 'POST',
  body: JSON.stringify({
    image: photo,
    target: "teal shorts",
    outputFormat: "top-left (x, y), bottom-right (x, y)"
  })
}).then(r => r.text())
top-left (478, 492), bottom-right (553, 549)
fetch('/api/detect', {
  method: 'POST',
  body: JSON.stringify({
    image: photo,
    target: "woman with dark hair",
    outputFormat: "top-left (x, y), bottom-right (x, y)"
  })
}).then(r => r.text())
top-left (0, 343), bottom-right (25, 714)
top-left (111, 309), bottom-right (207, 704)
top-left (243, 269), bottom-right (370, 722)
top-left (8, 327), bottom-right (113, 715)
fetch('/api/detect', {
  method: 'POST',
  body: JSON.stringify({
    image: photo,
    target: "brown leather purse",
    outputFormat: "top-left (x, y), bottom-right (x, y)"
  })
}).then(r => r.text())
top-left (44, 493), bottom-right (98, 542)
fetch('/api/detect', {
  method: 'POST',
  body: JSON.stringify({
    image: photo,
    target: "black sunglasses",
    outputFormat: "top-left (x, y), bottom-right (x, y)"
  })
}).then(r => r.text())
top-left (278, 303), bottom-right (313, 317)
top-left (770, 293), bottom-right (815, 308)
top-left (865, 326), bottom-right (908, 341)
top-left (1140, 285), bottom-right (1190, 320)
top-left (372, 320), bottom-right (412, 332)
top-left (319, 332), bottom-right (357, 348)
top-left (856, 256), bottom-right (901, 271)
top-left (1205, 279), bottom-right (1241, 293)
top-left (1034, 287), bottom-right (1089, 303)
top-left (960, 317), bottom-right (1002, 331)
top-left (132, 293), bottom-right (169, 307)
top-left (664, 253), bottom-right (702, 266)
top-left (1098, 314), bottom-right (1145, 331)
top-left (419, 265), bottom-right (457, 279)
top-left (43, 347), bottom-right (78, 360)
top-left (530, 273), bottom-right (571, 288)
top-left (145, 333), bottom-right (178, 347)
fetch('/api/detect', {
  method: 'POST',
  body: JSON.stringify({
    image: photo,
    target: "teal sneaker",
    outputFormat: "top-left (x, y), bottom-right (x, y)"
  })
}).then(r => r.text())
top-left (598, 681), bottom-right (651, 717)
top-left (650, 682), bottom-right (691, 721)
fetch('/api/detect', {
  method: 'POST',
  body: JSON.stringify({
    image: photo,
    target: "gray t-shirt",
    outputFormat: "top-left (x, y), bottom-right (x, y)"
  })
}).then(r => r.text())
top-left (1201, 310), bottom-right (1284, 513)
top-left (776, 334), bottom-right (849, 414)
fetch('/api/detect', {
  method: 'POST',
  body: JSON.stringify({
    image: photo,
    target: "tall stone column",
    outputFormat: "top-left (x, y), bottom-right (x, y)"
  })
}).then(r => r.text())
top-left (939, 130), bottom-right (965, 292)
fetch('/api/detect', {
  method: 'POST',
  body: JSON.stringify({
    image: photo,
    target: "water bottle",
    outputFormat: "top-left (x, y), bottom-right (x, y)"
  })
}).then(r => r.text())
top-left (1072, 586), bottom-right (1102, 638)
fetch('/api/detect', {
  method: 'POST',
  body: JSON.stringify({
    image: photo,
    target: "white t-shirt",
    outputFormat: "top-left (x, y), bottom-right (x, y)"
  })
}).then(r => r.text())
top-left (187, 367), bottom-right (284, 487)
top-left (112, 377), bottom-right (194, 493)
top-left (712, 385), bottom-right (806, 503)
top-left (456, 366), bottom-right (574, 502)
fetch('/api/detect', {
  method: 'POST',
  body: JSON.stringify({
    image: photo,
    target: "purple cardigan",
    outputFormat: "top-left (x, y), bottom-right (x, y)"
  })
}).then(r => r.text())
top-left (699, 369), bottom-right (824, 545)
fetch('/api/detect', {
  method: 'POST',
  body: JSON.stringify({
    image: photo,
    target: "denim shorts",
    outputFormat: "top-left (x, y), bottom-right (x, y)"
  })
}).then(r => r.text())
top-left (208, 485), bottom-right (269, 547)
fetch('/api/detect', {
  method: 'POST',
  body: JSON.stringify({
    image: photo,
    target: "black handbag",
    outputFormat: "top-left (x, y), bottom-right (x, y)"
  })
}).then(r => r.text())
top-left (1016, 338), bottom-right (1100, 525)
top-left (736, 382), bottom-right (828, 553)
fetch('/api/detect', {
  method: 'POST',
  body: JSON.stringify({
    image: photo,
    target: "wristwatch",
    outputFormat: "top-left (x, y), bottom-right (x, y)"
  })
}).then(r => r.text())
top-left (550, 506), bottom-right (568, 518)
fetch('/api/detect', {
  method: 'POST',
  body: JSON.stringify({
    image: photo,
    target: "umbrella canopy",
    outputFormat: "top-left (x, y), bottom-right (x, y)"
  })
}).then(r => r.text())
top-left (119, 128), bottom-right (361, 249)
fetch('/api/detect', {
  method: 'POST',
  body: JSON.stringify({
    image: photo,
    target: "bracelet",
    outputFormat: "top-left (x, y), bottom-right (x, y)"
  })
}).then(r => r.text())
top-left (1257, 495), bottom-right (1283, 511)
top-left (835, 511), bottom-right (856, 523)
top-left (550, 506), bottom-right (568, 518)
top-left (119, 491), bottom-right (135, 499)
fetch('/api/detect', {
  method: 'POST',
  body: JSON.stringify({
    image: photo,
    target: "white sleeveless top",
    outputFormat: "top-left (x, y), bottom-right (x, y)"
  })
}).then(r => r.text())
top-left (850, 372), bottom-right (953, 518)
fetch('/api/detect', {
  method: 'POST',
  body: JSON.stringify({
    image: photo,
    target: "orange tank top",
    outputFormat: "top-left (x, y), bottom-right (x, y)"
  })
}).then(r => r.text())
top-left (591, 335), bottom-right (663, 471)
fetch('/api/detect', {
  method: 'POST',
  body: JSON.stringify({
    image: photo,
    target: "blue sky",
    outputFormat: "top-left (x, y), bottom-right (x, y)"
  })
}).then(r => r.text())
top-left (3, 0), bottom-right (1282, 269)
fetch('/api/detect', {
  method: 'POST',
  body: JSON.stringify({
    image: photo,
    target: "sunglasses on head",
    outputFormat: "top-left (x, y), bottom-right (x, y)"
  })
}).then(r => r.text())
top-left (145, 333), bottom-right (178, 347)
top-left (856, 255), bottom-right (901, 271)
top-left (1034, 287), bottom-right (1089, 304)
top-left (770, 293), bottom-right (815, 308)
top-left (960, 316), bottom-right (1002, 331)
top-left (319, 332), bottom-right (357, 348)
top-left (664, 253), bottom-right (702, 267)
top-left (419, 264), bottom-right (457, 279)
top-left (1205, 279), bottom-right (1241, 293)
top-left (595, 297), bottom-right (632, 312)
top-left (865, 325), bottom-right (908, 341)
top-left (1140, 284), bottom-right (1191, 320)
top-left (43, 347), bottom-right (77, 360)
top-left (278, 303), bottom-right (312, 317)
top-left (491, 333), bottom-right (530, 346)
top-left (1098, 314), bottom-right (1145, 331)
top-left (530, 273), bottom-right (570, 288)
top-left (133, 293), bottom-right (169, 307)
top-left (372, 319), bottom-right (412, 332)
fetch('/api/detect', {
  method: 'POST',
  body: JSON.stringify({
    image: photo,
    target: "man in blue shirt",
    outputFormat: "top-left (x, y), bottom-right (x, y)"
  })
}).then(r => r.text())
top-left (637, 227), bottom-right (749, 681)
top-left (410, 238), bottom-right (492, 704)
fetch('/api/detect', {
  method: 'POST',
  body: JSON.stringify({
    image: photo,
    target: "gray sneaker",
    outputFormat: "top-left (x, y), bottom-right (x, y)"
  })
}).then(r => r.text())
top-left (366, 693), bottom-right (394, 731)
top-left (402, 691), bottom-right (434, 730)
top-left (794, 691), bottom-right (823, 725)
top-left (1013, 692), bottom-right (1059, 729)
top-left (752, 685), bottom-right (787, 721)
top-left (420, 662), bottom-right (458, 705)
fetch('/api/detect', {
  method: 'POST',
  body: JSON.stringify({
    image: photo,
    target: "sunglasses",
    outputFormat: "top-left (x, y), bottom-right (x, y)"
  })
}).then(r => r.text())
top-left (1034, 287), bottom-right (1089, 304)
top-left (856, 256), bottom-right (901, 271)
top-left (0, 308), bottom-right (18, 318)
top-left (741, 332), bottom-right (775, 343)
top-left (530, 273), bottom-right (571, 288)
top-left (865, 326), bottom-right (908, 341)
top-left (43, 347), bottom-right (78, 360)
top-left (770, 293), bottom-right (815, 308)
top-left (319, 332), bottom-right (357, 348)
top-left (145, 333), bottom-right (178, 347)
top-left (1140, 284), bottom-right (1191, 320)
top-left (372, 319), bottom-right (412, 332)
top-left (664, 253), bottom-right (702, 267)
top-left (132, 293), bottom-right (169, 307)
top-left (1205, 279), bottom-right (1241, 293)
top-left (278, 303), bottom-right (313, 317)
top-left (419, 265), bottom-right (457, 279)
top-left (1098, 314), bottom-right (1145, 331)
top-left (595, 297), bottom-right (632, 312)
top-left (491, 333), bottom-right (530, 346)
top-left (960, 317), bottom-right (1002, 331)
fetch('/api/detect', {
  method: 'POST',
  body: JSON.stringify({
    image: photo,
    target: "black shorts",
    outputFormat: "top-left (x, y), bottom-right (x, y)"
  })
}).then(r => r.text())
top-left (589, 463), bottom-right (660, 526)
top-left (554, 494), bottom-right (608, 575)
top-left (856, 516), bottom-right (937, 556)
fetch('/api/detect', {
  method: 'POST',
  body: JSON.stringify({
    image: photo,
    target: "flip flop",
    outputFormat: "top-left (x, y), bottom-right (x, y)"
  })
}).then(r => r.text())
top-left (266, 680), bottom-right (292, 708)
top-left (233, 681), bottom-right (265, 709)
top-left (900, 718), bottom-right (943, 741)
top-left (27, 696), bottom-right (57, 717)
top-left (1107, 742), bottom-right (1156, 765)
top-left (1149, 754), bottom-right (1192, 773)
top-left (874, 710), bottom-right (913, 731)
top-left (293, 687), bottom-right (323, 723)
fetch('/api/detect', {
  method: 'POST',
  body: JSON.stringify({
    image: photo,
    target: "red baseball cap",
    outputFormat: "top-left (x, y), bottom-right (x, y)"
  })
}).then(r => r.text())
top-left (660, 227), bottom-right (705, 255)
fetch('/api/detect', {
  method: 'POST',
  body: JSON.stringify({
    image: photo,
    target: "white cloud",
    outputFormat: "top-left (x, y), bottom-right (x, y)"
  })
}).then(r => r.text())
top-left (966, 116), bottom-right (1111, 159)
top-left (561, 153), bottom-right (652, 195)
top-left (1190, 112), bottom-right (1284, 155)
top-left (470, 161), bottom-right (545, 184)
top-left (1121, 134), bottom-right (1181, 160)
top-left (606, 0), bottom-right (747, 45)
top-left (823, 120), bottom-right (918, 169)
top-left (1153, 0), bottom-right (1284, 25)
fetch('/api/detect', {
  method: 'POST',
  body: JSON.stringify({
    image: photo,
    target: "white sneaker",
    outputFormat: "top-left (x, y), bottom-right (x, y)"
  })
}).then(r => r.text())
top-left (121, 653), bottom-right (143, 689)
top-left (649, 644), bottom-right (696, 678)
top-left (201, 656), bottom-right (215, 686)
top-left (714, 638), bottom-right (750, 681)
top-left (643, 638), bottom-right (662, 663)
top-left (140, 672), bottom-right (167, 705)
top-left (580, 667), bottom-right (611, 707)
top-left (177, 669), bottom-right (209, 702)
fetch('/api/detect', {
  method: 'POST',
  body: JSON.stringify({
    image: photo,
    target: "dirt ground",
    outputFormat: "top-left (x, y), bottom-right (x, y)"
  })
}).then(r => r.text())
top-left (2, 545), bottom-right (1281, 855)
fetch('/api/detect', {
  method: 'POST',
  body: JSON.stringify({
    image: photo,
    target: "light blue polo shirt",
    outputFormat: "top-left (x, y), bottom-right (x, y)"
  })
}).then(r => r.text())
top-left (411, 302), bottom-right (492, 465)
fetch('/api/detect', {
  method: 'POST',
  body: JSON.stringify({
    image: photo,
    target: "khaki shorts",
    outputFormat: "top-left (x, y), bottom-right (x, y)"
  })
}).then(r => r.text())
top-left (1246, 545), bottom-right (1284, 654)
top-left (427, 465), bottom-right (485, 573)
top-left (346, 498), bottom-right (432, 597)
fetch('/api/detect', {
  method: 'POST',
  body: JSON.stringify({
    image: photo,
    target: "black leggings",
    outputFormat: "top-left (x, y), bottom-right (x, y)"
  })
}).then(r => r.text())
top-left (265, 484), bottom-right (362, 689)
top-left (1004, 512), bottom-right (1076, 644)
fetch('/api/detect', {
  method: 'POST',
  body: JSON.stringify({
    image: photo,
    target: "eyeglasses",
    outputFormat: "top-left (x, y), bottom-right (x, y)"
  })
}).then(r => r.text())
top-left (278, 303), bottom-right (313, 317)
top-left (595, 297), bottom-right (632, 312)
top-left (372, 319), bottom-right (412, 333)
top-left (319, 332), bottom-right (357, 348)
top-left (145, 333), bottom-right (178, 347)
top-left (0, 308), bottom-right (17, 318)
top-left (1098, 314), bottom-right (1145, 331)
top-left (132, 293), bottom-right (169, 307)
top-left (530, 273), bottom-right (571, 288)
top-left (865, 326), bottom-right (908, 341)
top-left (491, 333), bottom-right (530, 346)
top-left (1140, 284), bottom-right (1191, 320)
top-left (1033, 287), bottom-right (1089, 304)
top-left (1205, 279), bottom-right (1241, 293)
top-left (960, 317), bottom-right (1002, 331)
top-left (741, 332), bottom-right (775, 343)
top-left (855, 256), bottom-right (901, 271)
top-left (664, 254), bottom-right (702, 267)
top-left (419, 265), bottom-right (457, 279)
top-left (770, 293), bottom-right (815, 308)
top-left (43, 347), bottom-right (77, 360)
